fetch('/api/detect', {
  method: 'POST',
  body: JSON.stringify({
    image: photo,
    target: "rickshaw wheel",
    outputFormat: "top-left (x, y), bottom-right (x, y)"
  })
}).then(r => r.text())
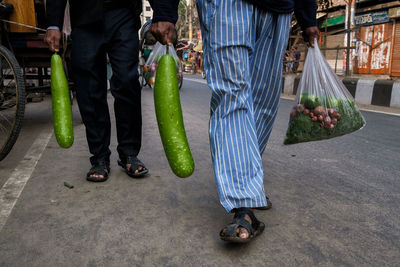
top-left (140, 74), bottom-right (146, 89)
top-left (0, 45), bottom-right (25, 161)
top-left (178, 62), bottom-right (183, 90)
top-left (138, 65), bottom-right (146, 89)
top-left (178, 75), bottom-right (183, 90)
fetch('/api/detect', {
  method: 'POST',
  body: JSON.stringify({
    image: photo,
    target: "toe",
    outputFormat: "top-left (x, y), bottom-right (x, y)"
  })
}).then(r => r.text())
top-left (238, 227), bottom-right (249, 239)
top-left (220, 228), bottom-right (226, 237)
top-left (134, 166), bottom-right (143, 174)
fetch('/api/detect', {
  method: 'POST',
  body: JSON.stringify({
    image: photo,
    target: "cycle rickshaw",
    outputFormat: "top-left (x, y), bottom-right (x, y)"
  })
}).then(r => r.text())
top-left (0, 0), bottom-right (72, 161)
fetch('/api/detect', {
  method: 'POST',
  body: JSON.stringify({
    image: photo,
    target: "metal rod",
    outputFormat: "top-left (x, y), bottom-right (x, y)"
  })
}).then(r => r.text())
top-left (335, 46), bottom-right (339, 73)
top-left (346, 1), bottom-right (351, 76)
top-left (0, 19), bottom-right (47, 32)
top-left (324, 14), bottom-right (328, 57)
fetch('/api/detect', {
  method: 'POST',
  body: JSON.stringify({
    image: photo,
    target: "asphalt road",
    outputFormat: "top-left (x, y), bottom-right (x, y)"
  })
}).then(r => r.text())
top-left (0, 74), bottom-right (399, 266)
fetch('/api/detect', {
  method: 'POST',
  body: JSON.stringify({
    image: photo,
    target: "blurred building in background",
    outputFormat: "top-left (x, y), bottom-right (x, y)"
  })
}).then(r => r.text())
top-left (288, 0), bottom-right (400, 77)
top-left (141, 0), bottom-right (153, 25)
top-left (140, 0), bottom-right (400, 78)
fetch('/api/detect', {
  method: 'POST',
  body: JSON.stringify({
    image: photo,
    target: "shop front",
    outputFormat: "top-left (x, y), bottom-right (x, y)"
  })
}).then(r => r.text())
top-left (353, 10), bottom-right (393, 75)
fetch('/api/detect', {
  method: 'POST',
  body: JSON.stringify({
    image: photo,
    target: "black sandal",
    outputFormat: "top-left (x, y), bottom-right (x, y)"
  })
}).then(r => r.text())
top-left (255, 195), bottom-right (273, 210)
top-left (117, 156), bottom-right (148, 178)
top-left (86, 161), bottom-right (110, 182)
top-left (220, 208), bottom-right (265, 243)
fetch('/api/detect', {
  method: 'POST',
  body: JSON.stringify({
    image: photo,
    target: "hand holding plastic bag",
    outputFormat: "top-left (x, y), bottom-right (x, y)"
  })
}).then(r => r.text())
top-left (284, 39), bottom-right (365, 145)
top-left (143, 42), bottom-right (181, 88)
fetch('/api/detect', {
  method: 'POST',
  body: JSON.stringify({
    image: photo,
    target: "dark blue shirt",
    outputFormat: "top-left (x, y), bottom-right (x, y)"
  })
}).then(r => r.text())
top-left (150, 0), bottom-right (317, 31)
top-left (246, 0), bottom-right (317, 30)
top-left (149, 0), bottom-right (180, 24)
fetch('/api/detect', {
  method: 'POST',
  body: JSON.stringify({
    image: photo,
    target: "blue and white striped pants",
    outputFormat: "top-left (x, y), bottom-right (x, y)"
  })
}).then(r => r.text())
top-left (196, 0), bottom-right (291, 212)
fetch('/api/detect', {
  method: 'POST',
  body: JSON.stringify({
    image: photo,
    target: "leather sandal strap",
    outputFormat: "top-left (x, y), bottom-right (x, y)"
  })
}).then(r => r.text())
top-left (126, 156), bottom-right (145, 167)
top-left (125, 156), bottom-right (147, 173)
top-left (88, 161), bottom-right (110, 176)
top-left (233, 208), bottom-right (260, 232)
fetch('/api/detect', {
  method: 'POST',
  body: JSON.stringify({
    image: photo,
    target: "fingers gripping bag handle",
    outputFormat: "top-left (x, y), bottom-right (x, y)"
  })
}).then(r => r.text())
top-left (284, 39), bottom-right (365, 145)
top-left (143, 42), bottom-right (181, 88)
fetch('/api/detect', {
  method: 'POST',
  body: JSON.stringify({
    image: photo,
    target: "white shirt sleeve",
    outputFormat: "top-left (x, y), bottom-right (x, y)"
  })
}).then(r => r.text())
top-left (47, 26), bottom-right (60, 31)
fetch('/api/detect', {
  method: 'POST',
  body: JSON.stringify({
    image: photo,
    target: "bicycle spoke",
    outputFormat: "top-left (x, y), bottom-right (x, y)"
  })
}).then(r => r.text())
top-left (0, 45), bottom-right (25, 161)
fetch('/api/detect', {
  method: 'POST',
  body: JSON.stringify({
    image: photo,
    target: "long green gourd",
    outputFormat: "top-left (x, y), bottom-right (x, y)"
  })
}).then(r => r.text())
top-left (154, 53), bottom-right (194, 178)
top-left (50, 53), bottom-right (74, 148)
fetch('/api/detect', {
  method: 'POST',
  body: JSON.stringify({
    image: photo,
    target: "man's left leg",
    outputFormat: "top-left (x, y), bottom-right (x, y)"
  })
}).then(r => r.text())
top-left (248, 11), bottom-right (291, 209)
top-left (104, 8), bottom-right (148, 177)
top-left (251, 12), bottom-right (291, 154)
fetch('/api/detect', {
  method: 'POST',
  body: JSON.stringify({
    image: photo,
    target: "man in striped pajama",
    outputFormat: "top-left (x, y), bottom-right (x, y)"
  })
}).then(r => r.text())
top-left (152, 0), bottom-right (319, 243)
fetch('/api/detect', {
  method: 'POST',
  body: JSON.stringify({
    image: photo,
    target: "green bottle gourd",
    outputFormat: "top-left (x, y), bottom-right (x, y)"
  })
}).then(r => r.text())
top-left (154, 53), bottom-right (194, 178)
top-left (50, 53), bottom-right (74, 148)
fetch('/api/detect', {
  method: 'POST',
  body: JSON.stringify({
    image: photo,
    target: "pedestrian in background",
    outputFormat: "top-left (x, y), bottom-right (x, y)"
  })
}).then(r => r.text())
top-left (293, 47), bottom-right (301, 72)
top-left (151, 0), bottom-right (319, 243)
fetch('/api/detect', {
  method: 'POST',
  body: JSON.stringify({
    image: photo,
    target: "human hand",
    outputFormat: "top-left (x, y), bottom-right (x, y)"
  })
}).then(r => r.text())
top-left (44, 29), bottom-right (61, 52)
top-left (302, 26), bottom-right (320, 47)
top-left (150, 21), bottom-right (175, 46)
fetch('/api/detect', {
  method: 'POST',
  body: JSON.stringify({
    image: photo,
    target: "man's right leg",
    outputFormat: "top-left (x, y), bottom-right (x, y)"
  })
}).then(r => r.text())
top-left (71, 25), bottom-right (111, 170)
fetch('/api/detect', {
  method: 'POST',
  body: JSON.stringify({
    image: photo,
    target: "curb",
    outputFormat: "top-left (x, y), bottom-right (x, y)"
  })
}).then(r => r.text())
top-left (282, 75), bottom-right (400, 108)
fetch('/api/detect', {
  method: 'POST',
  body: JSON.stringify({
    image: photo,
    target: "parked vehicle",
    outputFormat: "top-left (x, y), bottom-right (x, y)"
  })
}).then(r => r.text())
top-left (0, 0), bottom-right (72, 160)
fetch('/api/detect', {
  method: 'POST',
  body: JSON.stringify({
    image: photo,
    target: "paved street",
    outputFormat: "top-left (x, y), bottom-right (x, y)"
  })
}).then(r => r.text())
top-left (0, 74), bottom-right (400, 266)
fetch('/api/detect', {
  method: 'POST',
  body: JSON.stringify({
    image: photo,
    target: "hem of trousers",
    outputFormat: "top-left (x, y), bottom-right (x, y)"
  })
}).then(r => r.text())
top-left (222, 198), bottom-right (268, 213)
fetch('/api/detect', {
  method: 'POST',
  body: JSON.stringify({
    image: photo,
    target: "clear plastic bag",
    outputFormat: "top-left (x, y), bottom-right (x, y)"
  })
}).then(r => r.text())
top-left (143, 42), bottom-right (181, 88)
top-left (284, 39), bottom-right (365, 145)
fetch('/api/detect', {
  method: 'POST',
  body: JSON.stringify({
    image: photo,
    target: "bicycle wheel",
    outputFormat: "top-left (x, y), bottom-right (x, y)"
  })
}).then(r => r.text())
top-left (178, 62), bottom-right (183, 90)
top-left (0, 45), bottom-right (25, 161)
top-left (178, 73), bottom-right (183, 90)
top-left (138, 65), bottom-right (146, 89)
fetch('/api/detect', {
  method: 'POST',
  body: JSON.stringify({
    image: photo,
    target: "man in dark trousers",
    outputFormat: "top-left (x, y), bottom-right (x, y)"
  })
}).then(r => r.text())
top-left (45, 0), bottom-right (179, 182)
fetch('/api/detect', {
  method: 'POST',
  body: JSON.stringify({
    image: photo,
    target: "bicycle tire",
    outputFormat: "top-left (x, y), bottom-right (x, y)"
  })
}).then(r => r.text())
top-left (138, 65), bottom-right (146, 89)
top-left (178, 75), bottom-right (183, 90)
top-left (0, 45), bottom-right (25, 161)
top-left (178, 62), bottom-right (183, 90)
